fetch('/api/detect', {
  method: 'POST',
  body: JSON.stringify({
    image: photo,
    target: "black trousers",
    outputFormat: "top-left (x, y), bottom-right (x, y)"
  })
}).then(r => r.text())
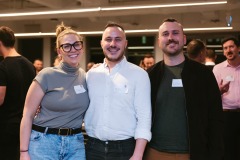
top-left (0, 123), bottom-right (20, 160)
top-left (223, 111), bottom-right (240, 160)
top-left (86, 136), bottom-right (135, 160)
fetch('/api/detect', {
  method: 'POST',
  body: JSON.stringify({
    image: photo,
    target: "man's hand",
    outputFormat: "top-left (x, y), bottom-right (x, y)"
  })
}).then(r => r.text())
top-left (92, 63), bottom-right (101, 69)
top-left (34, 106), bottom-right (41, 119)
top-left (219, 79), bottom-right (230, 95)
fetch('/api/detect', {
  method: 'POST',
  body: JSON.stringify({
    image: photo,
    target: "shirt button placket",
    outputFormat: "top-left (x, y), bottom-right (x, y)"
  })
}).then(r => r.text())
top-left (105, 141), bottom-right (108, 153)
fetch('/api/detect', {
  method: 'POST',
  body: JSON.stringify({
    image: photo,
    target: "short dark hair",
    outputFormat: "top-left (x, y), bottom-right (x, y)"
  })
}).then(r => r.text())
top-left (221, 37), bottom-right (240, 47)
top-left (162, 18), bottom-right (178, 23)
top-left (187, 39), bottom-right (205, 59)
top-left (104, 21), bottom-right (125, 31)
top-left (159, 18), bottom-right (184, 32)
top-left (143, 53), bottom-right (154, 59)
top-left (206, 49), bottom-right (216, 59)
top-left (0, 26), bottom-right (15, 47)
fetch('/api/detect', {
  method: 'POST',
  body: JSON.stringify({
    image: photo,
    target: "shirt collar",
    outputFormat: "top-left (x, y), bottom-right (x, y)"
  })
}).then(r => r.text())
top-left (224, 60), bottom-right (240, 68)
top-left (223, 60), bottom-right (230, 67)
top-left (205, 62), bottom-right (215, 66)
top-left (103, 56), bottom-right (127, 69)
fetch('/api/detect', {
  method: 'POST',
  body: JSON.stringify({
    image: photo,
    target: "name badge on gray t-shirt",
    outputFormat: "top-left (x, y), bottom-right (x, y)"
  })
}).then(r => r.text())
top-left (74, 85), bottom-right (86, 94)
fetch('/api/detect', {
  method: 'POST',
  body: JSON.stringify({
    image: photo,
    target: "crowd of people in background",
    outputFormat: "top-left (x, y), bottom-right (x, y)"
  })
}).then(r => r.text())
top-left (0, 17), bottom-right (240, 160)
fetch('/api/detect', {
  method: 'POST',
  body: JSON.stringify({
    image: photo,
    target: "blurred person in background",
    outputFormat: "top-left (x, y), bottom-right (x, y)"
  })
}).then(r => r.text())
top-left (53, 55), bottom-right (62, 67)
top-left (139, 54), bottom-right (155, 70)
top-left (205, 49), bottom-right (217, 70)
top-left (0, 26), bottom-right (36, 160)
top-left (213, 37), bottom-right (240, 160)
top-left (86, 62), bottom-right (95, 71)
top-left (33, 59), bottom-right (43, 74)
top-left (187, 39), bottom-right (206, 64)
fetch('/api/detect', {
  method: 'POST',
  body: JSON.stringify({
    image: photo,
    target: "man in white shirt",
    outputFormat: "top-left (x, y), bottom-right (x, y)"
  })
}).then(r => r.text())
top-left (84, 22), bottom-right (152, 160)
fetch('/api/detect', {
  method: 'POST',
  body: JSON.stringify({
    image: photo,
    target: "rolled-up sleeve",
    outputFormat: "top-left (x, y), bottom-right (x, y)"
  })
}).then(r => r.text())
top-left (134, 71), bottom-right (152, 141)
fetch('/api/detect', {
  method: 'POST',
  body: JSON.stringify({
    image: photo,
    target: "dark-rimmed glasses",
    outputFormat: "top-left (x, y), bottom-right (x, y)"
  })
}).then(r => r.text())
top-left (59, 41), bottom-right (83, 52)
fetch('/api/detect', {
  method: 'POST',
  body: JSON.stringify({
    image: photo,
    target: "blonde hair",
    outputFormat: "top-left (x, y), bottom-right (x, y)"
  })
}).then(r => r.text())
top-left (55, 22), bottom-right (83, 49)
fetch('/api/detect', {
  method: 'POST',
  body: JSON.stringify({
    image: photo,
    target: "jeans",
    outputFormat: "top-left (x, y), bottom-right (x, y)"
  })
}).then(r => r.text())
top-left (86, 136), bottom-right (135, 160)
top-left (29, 130), bottom-right (86, 160)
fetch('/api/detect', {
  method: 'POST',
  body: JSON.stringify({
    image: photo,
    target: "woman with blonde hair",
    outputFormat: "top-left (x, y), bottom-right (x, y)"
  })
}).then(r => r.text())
top-left (20, 23), bottom-right (89, 160)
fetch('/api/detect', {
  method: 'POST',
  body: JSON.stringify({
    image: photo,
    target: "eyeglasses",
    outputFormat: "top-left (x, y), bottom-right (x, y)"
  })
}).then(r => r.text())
top-left (59, 41), bottom-right (83, 52)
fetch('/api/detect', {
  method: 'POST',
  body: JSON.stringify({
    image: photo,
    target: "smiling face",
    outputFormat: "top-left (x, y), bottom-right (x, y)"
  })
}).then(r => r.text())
top-left (101, 26), bottom-right (128, 65)
top-left (223, 40), bottom-right (240, 61)
top-left (57, 33), bottom-right (83, 67)
top-left (158, 21), bottom-right (186, 57)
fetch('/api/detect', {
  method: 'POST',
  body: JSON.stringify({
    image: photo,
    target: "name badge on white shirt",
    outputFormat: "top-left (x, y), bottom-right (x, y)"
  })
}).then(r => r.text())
top-left (172, 79), bottom-right (183, 87)
top-left (74, 85), bottom-right (86, 94)
top-left (115, 84), bottom-right (128, 94)
top-left (225, 75), bottom-right (234, 82)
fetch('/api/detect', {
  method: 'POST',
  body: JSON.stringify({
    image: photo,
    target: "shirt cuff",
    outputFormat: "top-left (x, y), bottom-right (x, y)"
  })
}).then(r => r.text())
top-left (135, 129), bottom-right (152, 142)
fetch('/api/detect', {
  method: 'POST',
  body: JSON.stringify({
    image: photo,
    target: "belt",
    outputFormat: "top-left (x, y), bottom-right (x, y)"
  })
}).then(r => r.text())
top-left (223, 109), bottom-right (240, 112)
top-left (87, 136), bottom-right (135, 145)
top-left (32, 124), bottom-right (81, 136)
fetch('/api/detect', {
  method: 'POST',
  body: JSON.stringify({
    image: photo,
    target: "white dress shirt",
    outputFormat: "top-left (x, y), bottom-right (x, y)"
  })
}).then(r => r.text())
top-left (84, 57), bottom-right (152, 141)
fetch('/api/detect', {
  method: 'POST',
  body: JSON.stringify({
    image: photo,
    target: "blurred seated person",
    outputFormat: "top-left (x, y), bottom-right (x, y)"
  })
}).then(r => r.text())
top-left (87, 62), bottom-right (95, 71)
top-left (187, 39), bottom-right (206, 64)
top-left (33, 59), bottom-right (43, 74)
top-left (205, 49), bottom-right (217, 70)
top-left (53, 56), bottom-right (62, 67)
top-left (140, 54), bottom-right (155, 70)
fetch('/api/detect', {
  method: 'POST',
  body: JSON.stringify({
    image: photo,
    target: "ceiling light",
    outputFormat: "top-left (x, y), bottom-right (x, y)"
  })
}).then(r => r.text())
top-left (102, 1), bottom-right (227, 11)
top-left (183, 27), bottom-right (232, 31)
top-left (0, 8), bottom-right (100, 17)
top-left (128, 46), bottom-right (154, 49)
top-left (0, 1), bottom-right (227, 17)
top-left (14, 27), bottom-right (232, 37)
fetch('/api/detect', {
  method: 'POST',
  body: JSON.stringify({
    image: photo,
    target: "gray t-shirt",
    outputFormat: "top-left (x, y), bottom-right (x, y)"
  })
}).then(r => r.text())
top-left (33, 62), bottom-right (89, 128)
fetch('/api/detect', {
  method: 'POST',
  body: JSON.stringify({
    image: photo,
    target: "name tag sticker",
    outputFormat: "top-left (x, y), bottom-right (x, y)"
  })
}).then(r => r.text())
top-left (115, 84), bottom-right (128, 94)
top-left (172, 79), bottom-right (183, 87)
top-left (225, 75), bottom-right (234, 82)
top-left (74, 85), bottom-right (86, 94)
top-left (124, 84), bottom-right (128, 94)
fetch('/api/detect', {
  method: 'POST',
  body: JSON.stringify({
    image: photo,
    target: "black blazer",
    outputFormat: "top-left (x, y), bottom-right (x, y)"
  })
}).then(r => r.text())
top-left (147, 56), bottom-right (224, 160)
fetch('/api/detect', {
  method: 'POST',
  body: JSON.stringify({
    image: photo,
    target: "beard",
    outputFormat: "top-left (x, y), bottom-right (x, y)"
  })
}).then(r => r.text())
top-left (104, 47), bottom-right (125, 62)
top-left (162, 39), bottom-right (184, 57)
